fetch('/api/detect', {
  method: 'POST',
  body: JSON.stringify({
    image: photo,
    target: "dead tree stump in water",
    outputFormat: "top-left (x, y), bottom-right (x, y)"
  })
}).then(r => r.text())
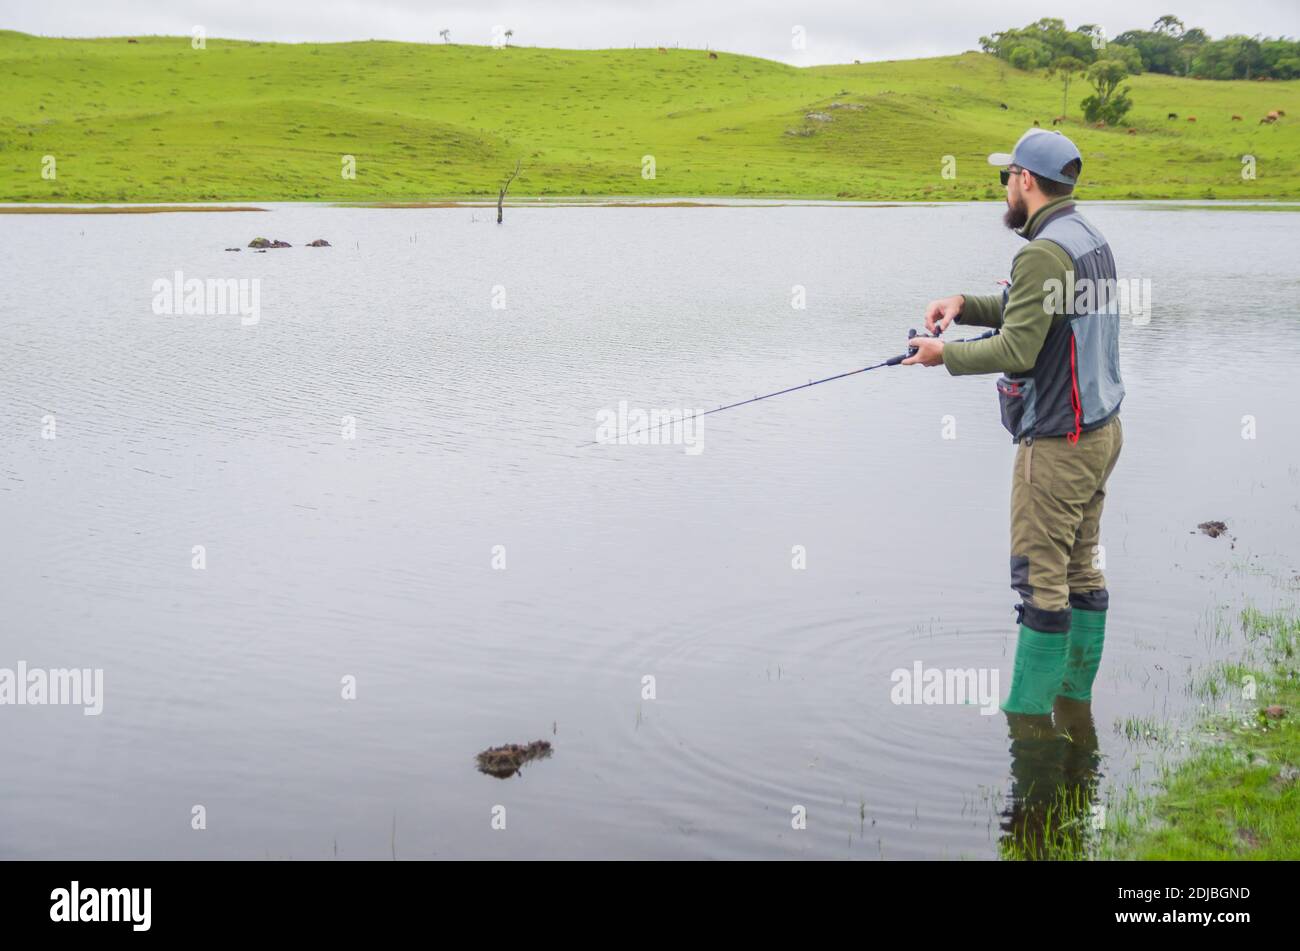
top-left (497, 159), bottom-right (521, 224)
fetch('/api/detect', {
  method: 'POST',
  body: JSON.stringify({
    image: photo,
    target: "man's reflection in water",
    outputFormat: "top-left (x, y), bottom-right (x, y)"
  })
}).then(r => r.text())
top-left (1000, 696), bottom-right (1102, 860)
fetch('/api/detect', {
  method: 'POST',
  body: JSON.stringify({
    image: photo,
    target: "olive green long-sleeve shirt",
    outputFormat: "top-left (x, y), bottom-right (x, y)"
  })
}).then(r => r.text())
top-left (943, 196), bottom-right (1075, 377)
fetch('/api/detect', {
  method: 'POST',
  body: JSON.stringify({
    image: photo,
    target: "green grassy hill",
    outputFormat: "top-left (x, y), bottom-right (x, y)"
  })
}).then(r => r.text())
top-left (2, 30), bottom-right (1298, 202)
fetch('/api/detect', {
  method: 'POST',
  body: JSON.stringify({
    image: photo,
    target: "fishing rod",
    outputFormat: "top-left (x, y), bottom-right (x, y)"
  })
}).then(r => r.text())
top-left (581, 326), bottom-right (999, 448)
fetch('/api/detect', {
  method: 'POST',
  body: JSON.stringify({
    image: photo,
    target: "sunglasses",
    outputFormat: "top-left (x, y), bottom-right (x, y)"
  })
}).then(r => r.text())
top-left (999, 165), bottom-right (1022, 186)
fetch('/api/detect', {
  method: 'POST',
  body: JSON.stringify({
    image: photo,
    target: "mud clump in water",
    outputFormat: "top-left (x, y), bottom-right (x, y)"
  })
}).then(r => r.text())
top-left (476, 740), bottom-right (553, 778)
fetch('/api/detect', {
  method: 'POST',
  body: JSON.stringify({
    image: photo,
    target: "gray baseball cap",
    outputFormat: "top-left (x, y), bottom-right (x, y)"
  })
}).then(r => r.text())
top-left (988, 128), bottom-right (1082, 184)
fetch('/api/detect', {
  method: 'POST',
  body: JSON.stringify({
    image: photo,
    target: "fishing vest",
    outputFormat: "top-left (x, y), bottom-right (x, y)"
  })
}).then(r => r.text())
top-left (996, 204), bottom-right (1125, 443)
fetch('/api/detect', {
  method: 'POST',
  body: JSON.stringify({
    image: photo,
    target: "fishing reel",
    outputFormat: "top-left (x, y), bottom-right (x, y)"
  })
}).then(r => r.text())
top-left (888, 326), bottom-right (944, 366)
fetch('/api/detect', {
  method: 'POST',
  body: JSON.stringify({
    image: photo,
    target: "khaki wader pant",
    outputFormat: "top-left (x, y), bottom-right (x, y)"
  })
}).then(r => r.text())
top-left (1010, 415), bottom-right (1123, 630)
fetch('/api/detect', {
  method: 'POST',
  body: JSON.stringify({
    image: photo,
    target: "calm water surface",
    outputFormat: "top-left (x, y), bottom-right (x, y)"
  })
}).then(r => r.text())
top-left (2, 202), bottom-right (1298, 858)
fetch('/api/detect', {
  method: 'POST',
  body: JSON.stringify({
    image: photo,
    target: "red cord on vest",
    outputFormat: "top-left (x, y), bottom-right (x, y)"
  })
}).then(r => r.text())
top-left (1068, 335), bottom-right (1082, 444)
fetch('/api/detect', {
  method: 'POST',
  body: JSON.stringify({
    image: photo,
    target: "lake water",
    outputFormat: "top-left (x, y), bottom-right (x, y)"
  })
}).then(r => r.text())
top-left (2, 201), bottom-right (1298, 859)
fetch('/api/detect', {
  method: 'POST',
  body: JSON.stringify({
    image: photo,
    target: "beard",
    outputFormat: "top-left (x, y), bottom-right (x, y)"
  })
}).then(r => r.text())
top-left (1002, 191), bottom-right (1029, 230)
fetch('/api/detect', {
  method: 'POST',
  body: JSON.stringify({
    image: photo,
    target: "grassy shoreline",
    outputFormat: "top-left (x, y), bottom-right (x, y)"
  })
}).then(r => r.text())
top-left (1110, 604), bottom-right (1299, 859)
top-left (4, 199), bottom-right (1300, 215)
top-left (0, 204), bottom-right (268, 213)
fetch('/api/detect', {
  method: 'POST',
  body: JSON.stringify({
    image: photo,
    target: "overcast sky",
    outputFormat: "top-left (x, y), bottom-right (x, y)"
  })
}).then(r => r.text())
top-left (5, 1), bottom-right (1298, 65)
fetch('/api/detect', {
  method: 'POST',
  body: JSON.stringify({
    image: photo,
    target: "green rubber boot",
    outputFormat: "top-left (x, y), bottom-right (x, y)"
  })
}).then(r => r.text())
top-left (1060, 608), bottom-right (1106, 702)
top-left (1001, 624), bottom-right (1068, 716)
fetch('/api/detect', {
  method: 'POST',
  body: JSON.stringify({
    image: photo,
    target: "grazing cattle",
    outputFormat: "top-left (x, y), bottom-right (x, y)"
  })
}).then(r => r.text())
top-left (1260, 115), bottom-right (1276, 124)
top-left (1231, 114), bottom-right (1243, 121)
top-left (1278, 109), bottom-right (1287, 116)
top-left (1032, 119), bottom-right (1039, 126)
top-left (1267, 110), bottom-right (1281, 120)
top-left (657, 47), bottom-right (666, 53)
top-left (1052, 116), bottom-right (1066, 125)
top-left (999, 103), bottom-right (1009, 110)
top-left (1167, 112), bottom-right (1178, 120)
top-left (1094, 120), bottom-right (1106, 128)
top-left (707, 51), bottom-right (718, 59)
top-left (127, 38), bottom-right (138, 43)
top-left (1187, 116), bottom-right (1197, 122)
top-left (1127, 127), bottom-right (1137, 135)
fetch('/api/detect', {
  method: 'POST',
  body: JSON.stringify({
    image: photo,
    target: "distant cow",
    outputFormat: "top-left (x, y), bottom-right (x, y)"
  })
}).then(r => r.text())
top-left (707, 51), bottom-right (718, 59)
top-left (1127, 127), bottom-right (1138, 135)
top-left (127, 38), bottom-right (138, 43)
top-left (1187, 116), bottom-right (1197, 122)
top-left (1032, 119), bottom-right (1039, 126)
top-left (1094, 120), bottom-right (1106, 128)
top-left (658, 47), bottom-right (666, 53)
top-left (1167, 112), bottom-right (1178, 120)
top-left (1260, 115), bottom-right (1276, 124)
top-left (1052, 116), bottom-right (1066, 125)
top-left (1278, 109), bottom-right (1287, 116)
top-left (1231, 114), bottom-right (1243, 121)
top-left (1267, 110), bottom-right (1281, 120)
top-left (999, 103), bottom-right (1009, 110)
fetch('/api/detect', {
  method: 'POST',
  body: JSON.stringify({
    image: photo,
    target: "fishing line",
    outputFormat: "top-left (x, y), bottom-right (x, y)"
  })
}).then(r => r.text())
top-left (580, 327), bottom-right (998, 448)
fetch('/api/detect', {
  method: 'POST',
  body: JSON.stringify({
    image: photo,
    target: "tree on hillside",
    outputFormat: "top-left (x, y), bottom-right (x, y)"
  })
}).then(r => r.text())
top-left (1237, 36), bottom-right (1263, 80)
top-left (1081, 59), bottom-right (1134, 126)
top-left (1115, 27), bottom-right (1180, 73)
top-left (1100, 43), bottom-right (1144, 74)
top-left (981, 18), bottom-right (1098, 68)
top-left (505, 29), bottom-right (514, 47)
top-left (1008, 40), bottom-right (1049, 71)
top-left (1049, 56), bottom-right (1086, 117)
top-left (1075, 24), bottom-right (1105, 53)
top-left (1152, 15), bottom-right (1185, 38)
top-left (1262, 38), bottom-right (1300, 79)
top-left (981, 16), bottom-right (1300, 80)
top-left (1178, 27), bottom-right (1207, 76)
top-left (1189, 36), bottom-right (1235, 79)
top-left (1191, 34), bottom-right (1269, 80)
top-left (439, 29), bottom-right (450, 44)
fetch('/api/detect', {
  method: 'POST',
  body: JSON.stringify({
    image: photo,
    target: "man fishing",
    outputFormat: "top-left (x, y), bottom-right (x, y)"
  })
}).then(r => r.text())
top-left (903, 129), bottom-right (1125, 717)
